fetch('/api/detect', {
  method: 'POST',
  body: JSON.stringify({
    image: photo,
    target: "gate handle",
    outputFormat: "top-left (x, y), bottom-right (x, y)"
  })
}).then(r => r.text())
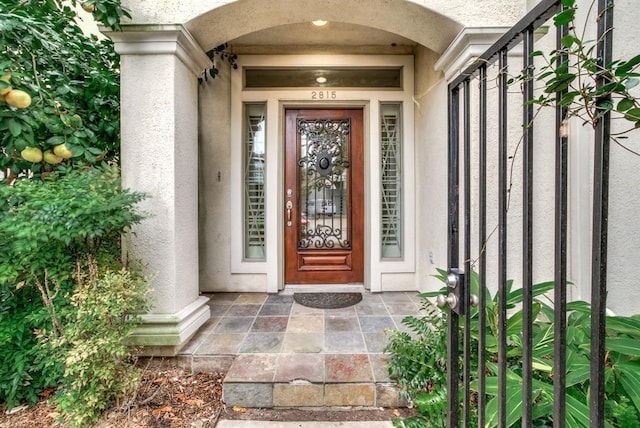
top-left (436, 293), bottom-right (479, 309)
top-left (286, 201), bottom-right (293, 222)
top-left (436, 293), bottom-right (458, 309)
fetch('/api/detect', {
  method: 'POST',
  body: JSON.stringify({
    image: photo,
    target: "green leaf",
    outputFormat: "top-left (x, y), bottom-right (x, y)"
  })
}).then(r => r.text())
top-left (554, 8), bottom-right (576, 27)
top-left (565, 393), bottom-right (591, 427)
top-left (617, 98), bottom-right (635, 112)
top-left (46, 136), bottom-right (65, 145)
top-left (607, 316), bottom-right (640, 336)
top-left (545, 73), bottom-right (576, 93)
top-left (506, 281), bottom-right (554, 306)
top-left (565, 361), bottom-right (590, 387)
top-left (484, 384), bottom-right (524, 427)
top-left (606, 337), bottom-right (640, 356)
top-left (625, 108), bottom-right (640, 121)
top-left (561, 35), bottom-right (580, 48)
top-left (559, 91), bottom-right (579, 107)
top-left (561, 0), bottom-right (576, 6)
top-left (7, 119), bottom-right (22, 137)
top-left (616, 54), bottom-right (640, 76)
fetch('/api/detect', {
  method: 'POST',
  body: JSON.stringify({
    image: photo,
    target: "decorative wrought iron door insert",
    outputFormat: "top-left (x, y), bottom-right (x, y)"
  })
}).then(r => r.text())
top-left (297, 118), bottom-right (351, 250)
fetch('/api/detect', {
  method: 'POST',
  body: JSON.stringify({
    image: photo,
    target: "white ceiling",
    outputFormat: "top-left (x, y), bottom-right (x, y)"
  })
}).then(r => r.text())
top-left (229, 21), bottom-right (417, 53)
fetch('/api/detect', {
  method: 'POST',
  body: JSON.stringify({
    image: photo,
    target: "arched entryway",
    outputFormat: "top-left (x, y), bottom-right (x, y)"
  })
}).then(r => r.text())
top-left (106, 0), bottom-right (525, 353)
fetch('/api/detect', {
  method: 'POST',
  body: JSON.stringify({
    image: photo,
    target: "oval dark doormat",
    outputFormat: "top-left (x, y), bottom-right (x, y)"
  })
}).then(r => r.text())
top-left (293, 292), bottom-right (362, 309)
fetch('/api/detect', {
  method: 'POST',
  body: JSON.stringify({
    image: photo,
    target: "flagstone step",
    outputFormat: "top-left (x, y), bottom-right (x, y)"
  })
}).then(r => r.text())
top-left (219, 353), bottom-right (407, 408)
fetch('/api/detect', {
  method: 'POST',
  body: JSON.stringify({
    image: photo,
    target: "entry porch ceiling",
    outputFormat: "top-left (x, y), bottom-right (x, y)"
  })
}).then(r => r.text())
top-left (228, 22), bottom-right (417, 55)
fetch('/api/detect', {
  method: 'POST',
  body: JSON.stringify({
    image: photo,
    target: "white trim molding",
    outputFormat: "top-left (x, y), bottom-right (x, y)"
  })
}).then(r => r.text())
top-left (434, 27), bottom-right (510, 82)
top-left (103, 24), bottom-right (212, 76)
top-left (129, 296), bottom-right (211, 356)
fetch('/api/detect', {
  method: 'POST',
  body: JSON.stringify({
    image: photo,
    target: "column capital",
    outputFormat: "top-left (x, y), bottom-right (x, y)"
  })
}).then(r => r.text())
top-left (434, 27), bottom-right (510, 82)
top-left (103, 24), bottom-right (212, 76)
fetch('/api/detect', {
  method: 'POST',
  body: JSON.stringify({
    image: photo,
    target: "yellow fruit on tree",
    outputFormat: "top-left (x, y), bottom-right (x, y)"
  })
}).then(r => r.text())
top-left (21, 147), bottom-right (43, 163)
top-left (44, 150), bottom-right (63, 165)
top-left (5, 90), bottom-right (32, 109)
top-left (53, 143), bottom-right (73, 159)
top-left (82, 2), bottom-right (95, 13)
top-left (0, 75), bottom-right (11, 96)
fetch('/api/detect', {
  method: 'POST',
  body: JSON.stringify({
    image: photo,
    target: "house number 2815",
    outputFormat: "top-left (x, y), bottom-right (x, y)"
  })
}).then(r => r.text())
top-left (311, 90), bottom-right (337, 100)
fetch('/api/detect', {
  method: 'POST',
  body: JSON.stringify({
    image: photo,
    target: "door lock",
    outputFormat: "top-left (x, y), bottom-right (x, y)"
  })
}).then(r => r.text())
top-left (443, 268), bottom-right (466, 315)
top-left (286, 201), bottom-right (293, 227)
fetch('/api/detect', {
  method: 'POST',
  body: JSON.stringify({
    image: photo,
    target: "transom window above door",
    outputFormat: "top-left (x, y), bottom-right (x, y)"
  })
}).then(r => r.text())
top-left (244, 67), bottom-right (403, 89)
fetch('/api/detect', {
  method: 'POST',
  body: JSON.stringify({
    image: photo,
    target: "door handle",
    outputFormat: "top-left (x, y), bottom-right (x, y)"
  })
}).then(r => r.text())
top-left (286, 201), bottom-right (293, 226)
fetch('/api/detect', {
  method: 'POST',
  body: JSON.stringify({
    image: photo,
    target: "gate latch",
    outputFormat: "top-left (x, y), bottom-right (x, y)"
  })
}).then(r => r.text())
top-left (436, 268), bottom-right (466, 315)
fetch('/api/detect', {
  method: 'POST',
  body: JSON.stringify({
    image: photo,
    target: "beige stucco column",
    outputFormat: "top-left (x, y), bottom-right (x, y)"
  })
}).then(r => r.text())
top-left (105, 25), bottom-right (212, 355)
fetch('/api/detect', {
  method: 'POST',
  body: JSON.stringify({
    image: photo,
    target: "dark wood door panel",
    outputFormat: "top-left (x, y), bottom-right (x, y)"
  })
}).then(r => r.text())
top-left (284, 108), bottom-right (364, 284)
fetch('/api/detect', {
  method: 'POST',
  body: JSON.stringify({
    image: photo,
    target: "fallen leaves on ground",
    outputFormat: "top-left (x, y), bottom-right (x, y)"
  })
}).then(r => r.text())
top-left (0, 366), bottom-right (226, 428)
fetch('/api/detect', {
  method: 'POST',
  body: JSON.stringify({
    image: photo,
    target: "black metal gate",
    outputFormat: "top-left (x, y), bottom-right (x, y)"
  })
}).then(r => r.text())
top-left (445, 0), bottom-right (613, 426)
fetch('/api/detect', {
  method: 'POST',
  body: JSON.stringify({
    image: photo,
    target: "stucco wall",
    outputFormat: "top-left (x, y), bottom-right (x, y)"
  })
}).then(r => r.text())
top-left (596, 0), bottom-right (640, 316)
top-left (413, 45), bottom-right (449, 292)
top-left (198, 59), bottom-right (270, 292)
top-left (120, 52), bottom-right (200, 314)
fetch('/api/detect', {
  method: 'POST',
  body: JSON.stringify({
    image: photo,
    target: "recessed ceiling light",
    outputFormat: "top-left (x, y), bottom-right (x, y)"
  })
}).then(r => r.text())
top-left (312, 20), bottom-right (328, 27)
top-left (316, 76), bottom-right (327, 83)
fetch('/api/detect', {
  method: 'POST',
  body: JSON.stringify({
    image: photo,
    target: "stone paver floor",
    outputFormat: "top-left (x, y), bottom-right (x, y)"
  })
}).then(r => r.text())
top-left (176, 290), bottom-right (424, 407)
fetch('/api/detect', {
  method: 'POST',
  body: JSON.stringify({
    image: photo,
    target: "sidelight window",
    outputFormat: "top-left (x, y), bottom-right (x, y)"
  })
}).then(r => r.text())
top-left (380, 103), bottom-right (403, 259)
top-left (243, 103), bottom-right (266, 259)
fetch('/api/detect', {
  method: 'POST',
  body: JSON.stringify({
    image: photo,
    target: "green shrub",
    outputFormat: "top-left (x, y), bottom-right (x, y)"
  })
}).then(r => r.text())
top-left (0, 166), bottom-right (146, 410)
top-left (0, 285), bottom-right (68, 409)
top-left (51, 267), bottom-right (151, 427)
top-left (386, 269), bottom-right (640, 427)
top-left (385, 304), bottom-right (448, 427)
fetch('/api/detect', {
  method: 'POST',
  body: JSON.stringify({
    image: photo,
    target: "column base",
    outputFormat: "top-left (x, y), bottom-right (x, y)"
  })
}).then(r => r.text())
top-left (129, 296), bottom-right (210, 356)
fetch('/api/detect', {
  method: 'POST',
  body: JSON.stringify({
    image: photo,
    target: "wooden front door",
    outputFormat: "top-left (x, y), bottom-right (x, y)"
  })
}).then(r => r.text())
top-left (284, 109), bottom-right (364, 284)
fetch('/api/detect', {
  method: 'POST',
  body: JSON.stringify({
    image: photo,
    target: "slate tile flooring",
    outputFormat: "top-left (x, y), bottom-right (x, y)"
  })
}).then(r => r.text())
top-left (178, 291), bottom-right (424, 407)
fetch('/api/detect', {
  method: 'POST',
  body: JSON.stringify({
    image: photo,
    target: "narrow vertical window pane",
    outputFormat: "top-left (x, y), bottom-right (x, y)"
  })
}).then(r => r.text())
top-left (380, 103), bottom-right (403, 258)
top-left (244, 103), bottom-right (266, 259)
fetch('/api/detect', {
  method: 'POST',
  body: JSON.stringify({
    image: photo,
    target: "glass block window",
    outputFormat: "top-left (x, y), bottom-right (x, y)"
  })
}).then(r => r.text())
top-left (244, 103), bottom-right (266, 259)
top-left (380, 103), bottom-right (403, 258)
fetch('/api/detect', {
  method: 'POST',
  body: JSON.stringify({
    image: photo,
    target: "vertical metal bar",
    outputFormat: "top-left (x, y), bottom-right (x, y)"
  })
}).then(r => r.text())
top-left (447, 85), bottom-right (461, 428)
top-left (463, 79), bottom-right (472, 428)
top-left (522, 26), bottom-right (534, 427)
top-left (590, 0), bottom-right (613, 426)
top-left (553, 11), bottom-right (569, 428)
top-left (478, 64), bottom-right (488, 428)
top-left (497, 48), bottom-right (508, 428)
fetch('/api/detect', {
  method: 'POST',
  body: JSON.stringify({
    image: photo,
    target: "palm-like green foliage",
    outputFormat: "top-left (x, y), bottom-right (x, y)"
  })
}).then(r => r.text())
top-left (386, 269), bottom-right (640, 427)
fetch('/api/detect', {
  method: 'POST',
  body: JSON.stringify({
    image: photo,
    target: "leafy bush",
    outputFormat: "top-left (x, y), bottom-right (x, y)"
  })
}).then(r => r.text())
top-left (386, 270), bottom-right (640, 427)
top-left (385, 303), bottom-right (448, 427)
top-left (0, 285), bottom-right (69, 409)
top-left (0, 166), bottom-right (146, 410)
top-left (51, 267), bottom-right (151, 427)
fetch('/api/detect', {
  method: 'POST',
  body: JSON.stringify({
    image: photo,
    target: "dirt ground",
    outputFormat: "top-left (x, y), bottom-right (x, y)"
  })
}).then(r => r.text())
top-left (0, 366), bottom-right (416, 427)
